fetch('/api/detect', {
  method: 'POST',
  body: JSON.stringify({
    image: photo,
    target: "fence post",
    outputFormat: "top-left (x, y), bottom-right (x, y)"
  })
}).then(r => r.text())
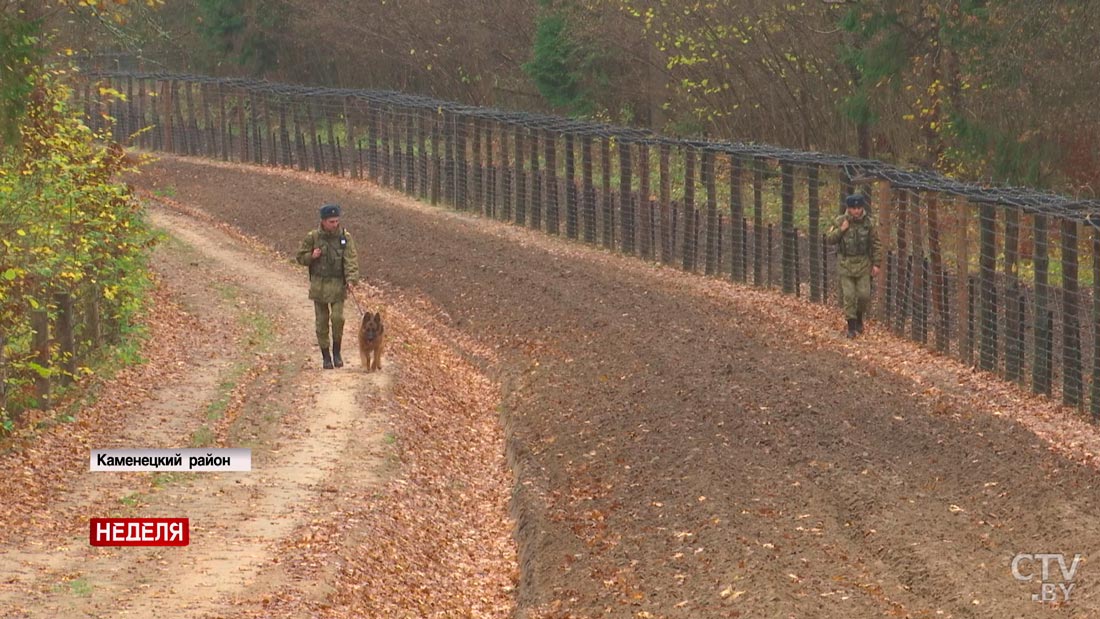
top-left (472, 117), bottom-right (482, 210)
top-left (638, 143), bottom-right (652, 260)
top-left (367, 103), bottom-right (379, 180)
top-left (250, 90), bottom-right (264, 164)
top-left (514, 127), bottom-right (526, 225)
top-left (956, 198), bottom-right (972, 364)
top-left (188, 81), bottom-right (205, 157)
top-left (910, 191), bottom-right (928, 343)
top-left (456, 115), bottom-right (468, 210)
top-left (1061, 219), bottom-right (1082, 407)
top-left (486, 122), bottom-right (497, 216)
top-left (582, 134), bottom-right (596, 244)
top-left (430, 110), bottom-right (442, 206)
top-left (501, 123), bottom-right (512, 221)
top-left (659, 144), bottom-right (671, 263)
top-left (544, 129), bottom-right (559, 235)
top-left (978, 201), bottom-right (998, 372)
top-left (807, 165), bottom-right (820, 301)
top-left (199, 83), bottom-right (214, 159)
top-left (213, 82), bottom-right (226, 160)
top-left (241, 90), bottom-right (254, 165)
top-left (565, 133), bottom-right (577, 238)
top-left (419, 109), bottom-right (430, 198)
top-left (730, 155), bottom-right (745, 282)
top-left (1033, 214), bottom-right (1052, 394)
top-left (752, 159), bottom-right (764, 286)
top-left (1005, 205), bottom-right (1023, 382)
top-left (926, 195), bottom-right (948, 352)
top-left (264, 94), bottom-right (278, 166)
top-left (530, 129), bottom-right (542, 229)
top-left (619, 139), bottom-right (634, 254)
top-left (442, 110), bottom-right (454, 204)
top-left (162, 79), bottom-right (174, 153)
top-left (172, 80), bottom-right (187, 155)
top-left (704, 149), bottom-right (718, 276)
top-left (894, 189), bottom-right (910, 334)
top-left (294, 102), bottom-right (309, 172)
top-left (780, 161), bottom-right (794, 293)
top-left (404, 109), bottom-right (415, 191)
top-left (682, 147), bottom-right (696, 271)
top-left (136, 77), bottom-right (148, 149)
top-left (599, 138), bottom-right (611, 248)
top-left (123, 75), bottom-right (134, 143)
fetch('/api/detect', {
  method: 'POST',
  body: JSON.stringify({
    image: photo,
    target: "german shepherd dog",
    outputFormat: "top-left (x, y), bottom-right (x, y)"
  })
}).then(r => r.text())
top-left (358, 311), bottom-right (384, 371)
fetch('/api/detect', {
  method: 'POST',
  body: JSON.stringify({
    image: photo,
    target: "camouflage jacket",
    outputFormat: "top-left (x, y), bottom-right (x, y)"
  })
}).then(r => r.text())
top-left (825, 213), bottom-right (882, 277)
top-left (296, 226), bottom-right (360, 303)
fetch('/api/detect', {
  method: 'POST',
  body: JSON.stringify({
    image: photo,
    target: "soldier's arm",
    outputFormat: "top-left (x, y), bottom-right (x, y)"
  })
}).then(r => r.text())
top-left (343, 231), bottom-right (360, 284)
top-left (824, 215), bottom-right (846, 244)
top-left (295, 231), bottom-right (316, 266)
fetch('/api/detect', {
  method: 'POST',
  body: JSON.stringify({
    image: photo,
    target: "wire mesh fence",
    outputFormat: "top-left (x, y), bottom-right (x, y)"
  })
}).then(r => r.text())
top-left (76, 69), bottom-right (1100, 418)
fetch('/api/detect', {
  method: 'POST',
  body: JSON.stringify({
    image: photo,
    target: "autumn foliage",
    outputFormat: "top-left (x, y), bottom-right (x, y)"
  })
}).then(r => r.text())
top-left (0, 66), bottom-right (153, 427)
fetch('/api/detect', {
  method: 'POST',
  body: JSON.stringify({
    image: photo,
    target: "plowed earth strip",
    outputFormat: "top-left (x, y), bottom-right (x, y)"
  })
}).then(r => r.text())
top-left (139, 155), bottom-right (1100, 619)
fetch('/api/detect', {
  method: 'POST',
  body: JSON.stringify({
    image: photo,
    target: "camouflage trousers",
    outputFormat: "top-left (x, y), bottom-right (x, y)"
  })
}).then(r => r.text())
top-left (313, 300), bottom-right (345, 348)
top-left (839, 273), bottom-right (871, 320)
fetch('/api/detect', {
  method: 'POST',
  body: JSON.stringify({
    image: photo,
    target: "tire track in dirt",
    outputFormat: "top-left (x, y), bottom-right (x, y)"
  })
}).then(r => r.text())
top-left (0, 205), bottom-right (389, 618)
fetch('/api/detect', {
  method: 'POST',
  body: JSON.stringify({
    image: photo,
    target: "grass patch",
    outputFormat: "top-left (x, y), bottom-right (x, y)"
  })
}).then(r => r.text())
top-left (152, 185), bottom-right (177, 198)
top-left (55, 578), bottom-right (93, 597)
top-left (205, 365), bottom-right (245, 421)
top-left (119, 492), bottom-right (142, 507)
top-left (190, 425), bottom-right (215, 447)
top-left (239, 311), bottom-right (276, 348)
top-left (152, 471), bottom-right (186, 488)
top-left (212, 281), bottom-right (237, 301)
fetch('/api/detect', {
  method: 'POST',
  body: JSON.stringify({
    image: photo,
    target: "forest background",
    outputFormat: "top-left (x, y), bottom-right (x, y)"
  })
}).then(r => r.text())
top-left (8, 0), bottom-right (1098, 195)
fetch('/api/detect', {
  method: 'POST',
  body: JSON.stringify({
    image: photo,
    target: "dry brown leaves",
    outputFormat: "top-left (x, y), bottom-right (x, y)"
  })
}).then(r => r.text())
top-left (0, 280), bottom-right (210, 545)
top-left (221, 288), bottom-right (518, 619)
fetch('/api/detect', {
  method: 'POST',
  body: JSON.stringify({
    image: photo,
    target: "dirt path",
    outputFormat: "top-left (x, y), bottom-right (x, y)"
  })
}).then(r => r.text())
top-left (138, 155), bottom-right (1100, 619)
top-left (0, 205), bottom-right (389, 618)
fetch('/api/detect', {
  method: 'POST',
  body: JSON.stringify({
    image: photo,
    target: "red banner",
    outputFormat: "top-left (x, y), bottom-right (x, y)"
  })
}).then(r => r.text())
top-left (89, 518), bottom-right (190, 546)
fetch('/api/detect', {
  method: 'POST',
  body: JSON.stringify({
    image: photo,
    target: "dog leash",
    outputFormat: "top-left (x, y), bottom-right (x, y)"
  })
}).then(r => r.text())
top-left (348, 285), bottom-right (366, 315)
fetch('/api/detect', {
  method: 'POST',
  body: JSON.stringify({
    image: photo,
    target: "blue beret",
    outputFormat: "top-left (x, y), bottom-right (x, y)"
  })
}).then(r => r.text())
top-left (320, 203), bottom-right (341, 219)
top-left (845, 194), bottom-right (868, 208)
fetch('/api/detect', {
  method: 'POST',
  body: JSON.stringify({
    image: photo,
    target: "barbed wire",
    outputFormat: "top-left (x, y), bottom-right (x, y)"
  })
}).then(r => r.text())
top-left (82, 69), bottom-right (1099, 223)
top-left (73, 67), bottom-right (1100, 416)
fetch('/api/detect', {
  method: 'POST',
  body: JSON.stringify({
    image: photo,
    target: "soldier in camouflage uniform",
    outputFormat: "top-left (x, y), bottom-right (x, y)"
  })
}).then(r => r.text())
top-left (825, 194), bottom-right (882, 338)
top-left (297, 203), bottom-right (360, 368)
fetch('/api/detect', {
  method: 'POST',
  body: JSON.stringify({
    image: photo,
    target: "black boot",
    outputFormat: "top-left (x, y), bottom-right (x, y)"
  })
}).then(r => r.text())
top-left (332, 341), bottom-right (344, 368)
top-left (321, 348), bottom-right (334, 369)
top-left (846, 319), bottom-right (858, 339)
top-left (855, 313), bottom-right (865, 335)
